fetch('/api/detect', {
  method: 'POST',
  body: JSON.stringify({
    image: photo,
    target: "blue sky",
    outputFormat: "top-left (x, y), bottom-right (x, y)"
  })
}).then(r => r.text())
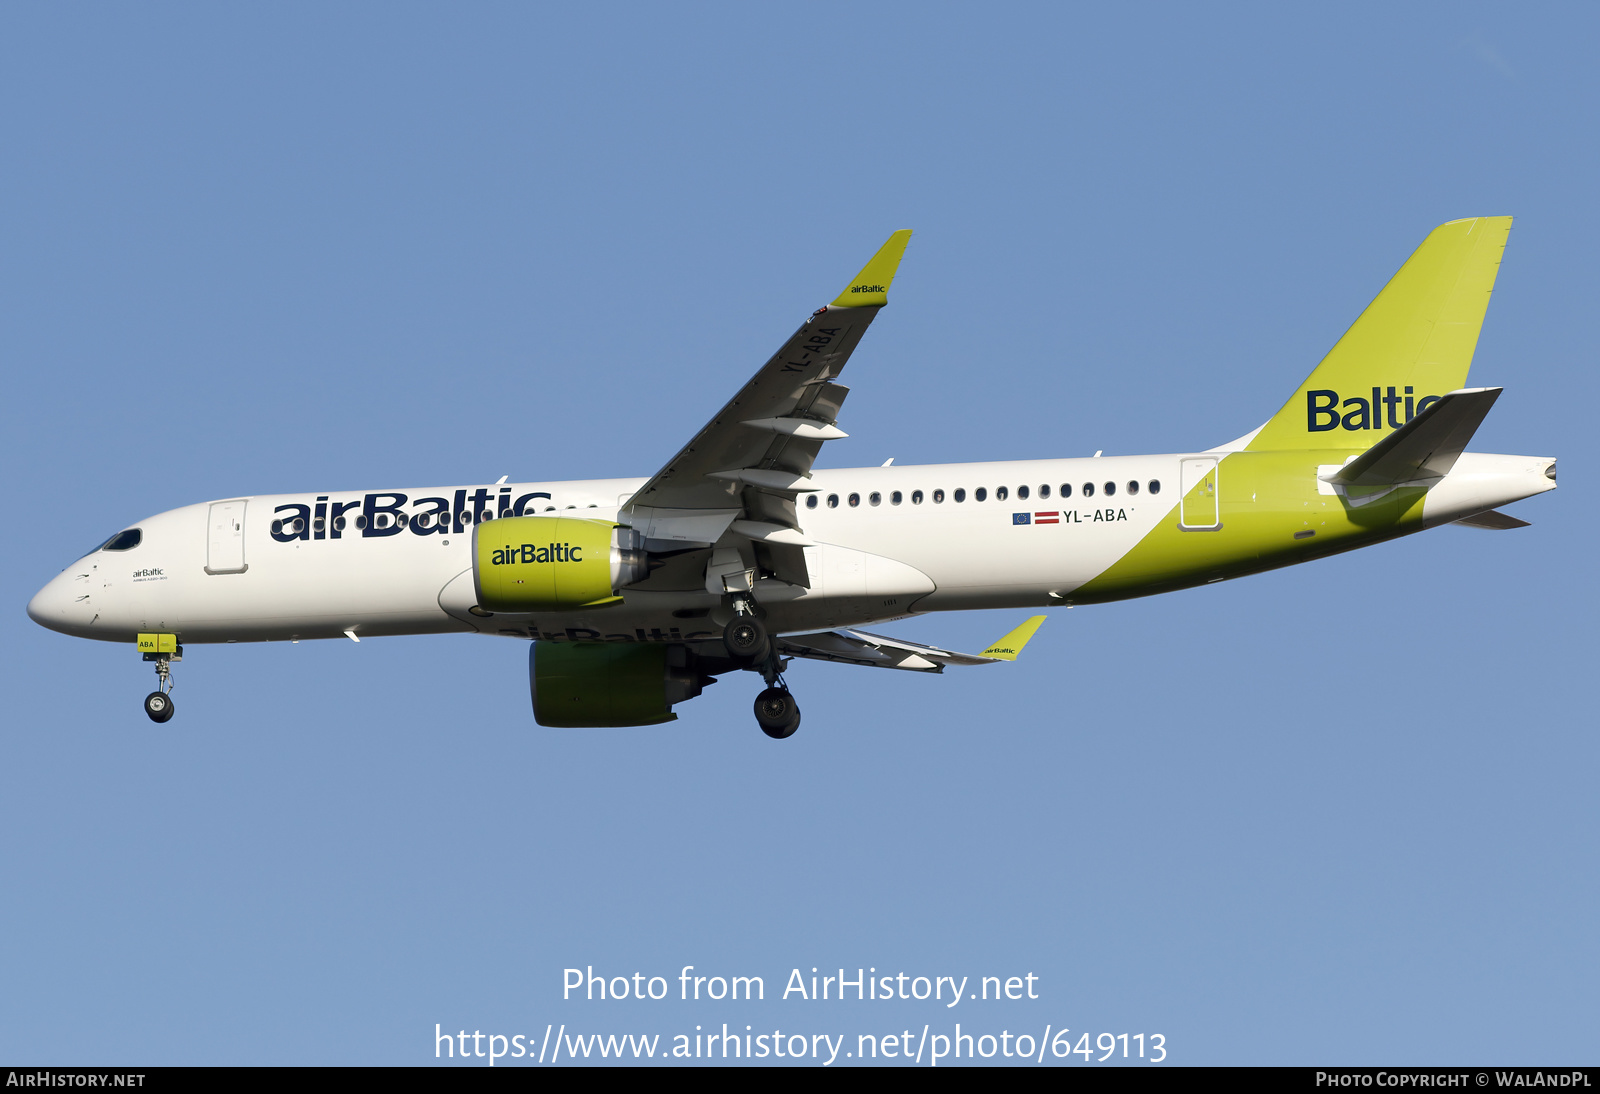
top-left (3, 3), bottom-right (1595, 1066)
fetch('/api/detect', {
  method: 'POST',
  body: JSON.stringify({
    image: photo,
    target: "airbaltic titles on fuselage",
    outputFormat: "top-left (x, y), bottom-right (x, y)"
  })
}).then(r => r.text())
top-left (270, 486), bottom-right (554, 542)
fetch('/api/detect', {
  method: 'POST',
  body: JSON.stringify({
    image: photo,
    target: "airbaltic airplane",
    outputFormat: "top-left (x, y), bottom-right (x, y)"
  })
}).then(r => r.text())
top-left (28, 218), bottom-right (1555, 737)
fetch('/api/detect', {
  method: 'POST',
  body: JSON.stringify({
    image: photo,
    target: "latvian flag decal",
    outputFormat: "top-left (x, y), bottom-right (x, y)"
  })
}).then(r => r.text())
top-left (1033, 511), bottom-right (1060, 524)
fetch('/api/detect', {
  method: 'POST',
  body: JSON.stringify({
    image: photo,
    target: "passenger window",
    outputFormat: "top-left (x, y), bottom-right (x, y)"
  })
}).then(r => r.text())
top-left (1148, 480), bottom-right (1161, 495)
top-left (1060, 483), bottom-right (1072, 498)
top-left (954, 488), bottom-right (966, 502)
top-left (355, 515), bottom-right (368, 529)
top-left (848, 493), bottom-right (860, 507)
top-left (974, 487), bottom-right (987, 502)
top-left (333, 517), bottom-right (346, 530)
top-left (1039, 484), bottom-right (1050, 499)
top-left (1104, 482), bottom-right (1116, 497)
top-left (375, 514), bottom-right (390, 528)
top-left (313, 518), bottom-right (326, 532)
top-left (933, 489), bottom-right (945, 503)
top-left (891, 491), bottom-right (903, 505)
top-left (1127, 480), bottom-right (1139, 496)
top-left (1082, 483), bottom-right (1094, 498)
top-left (397, 513), bottom-right (409, 526)
top-left (912, 490), bottom-right (924, 504)
top-left (869, 492), bottom-right (881, 506)
top-left (806, 495), bottom-right (819, 509)
top-left (828, 494), bottom-right (839, 508)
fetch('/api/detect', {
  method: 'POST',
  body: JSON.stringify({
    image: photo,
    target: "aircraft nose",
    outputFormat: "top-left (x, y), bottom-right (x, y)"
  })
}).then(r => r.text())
top-left (28, 569), bottom-right (88, 636)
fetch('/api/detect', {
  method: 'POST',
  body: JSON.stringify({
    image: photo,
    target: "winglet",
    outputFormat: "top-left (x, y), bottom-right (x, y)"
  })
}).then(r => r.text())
top-left (980, 615), bottom-right (1046, 661)
top-left (831, 229), bottom-right (913, 308)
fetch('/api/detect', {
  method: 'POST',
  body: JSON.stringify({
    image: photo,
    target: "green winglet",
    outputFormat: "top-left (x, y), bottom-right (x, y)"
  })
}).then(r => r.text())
top-left (980, 615), bottom-right (1046, 661)
top-left (830, 229), bottom-right (913, 308)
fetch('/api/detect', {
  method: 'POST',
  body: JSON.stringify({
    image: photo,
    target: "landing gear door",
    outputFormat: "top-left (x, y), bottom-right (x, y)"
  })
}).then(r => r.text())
top-left (205, 500), bottom-right (249, 574)
top-left (1178, 458), bottom-right (1221, 530)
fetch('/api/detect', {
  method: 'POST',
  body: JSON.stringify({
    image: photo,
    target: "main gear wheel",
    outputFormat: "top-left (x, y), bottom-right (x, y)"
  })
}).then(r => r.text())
top-left (753, 686), bottom-right (800, 739)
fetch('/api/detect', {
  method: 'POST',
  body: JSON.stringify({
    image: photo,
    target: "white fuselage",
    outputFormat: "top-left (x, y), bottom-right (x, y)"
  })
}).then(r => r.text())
top-left (29, 456), bottom-right (1183, 646)
top-left (28, 450), bottom-right (1554, 648)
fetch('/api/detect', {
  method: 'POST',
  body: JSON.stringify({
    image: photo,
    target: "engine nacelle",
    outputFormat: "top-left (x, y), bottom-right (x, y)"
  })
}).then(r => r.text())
top-left (530, 642), bottom-right (713, 727)
top-left (473, 516), bottom-right (648, 613)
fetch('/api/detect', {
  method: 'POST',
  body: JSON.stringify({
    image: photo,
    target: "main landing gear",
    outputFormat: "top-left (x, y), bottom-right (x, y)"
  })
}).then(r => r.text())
top-left (723, 599), bottom-right (800, 740)
top-left (753, 685), bottom-right (800, 740)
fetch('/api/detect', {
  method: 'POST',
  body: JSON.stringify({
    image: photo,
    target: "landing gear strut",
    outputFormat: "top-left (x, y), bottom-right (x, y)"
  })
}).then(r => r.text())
top-left (141, 643), bottom-right (180, 723)
top-left (752, 645), bottom-right (800, 740)
top-left (722, 597), bottom-right (800, 739)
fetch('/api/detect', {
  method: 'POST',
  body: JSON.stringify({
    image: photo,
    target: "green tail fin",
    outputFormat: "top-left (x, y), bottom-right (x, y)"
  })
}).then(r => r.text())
top-left (1245, 217), bottom-right (1512, 452)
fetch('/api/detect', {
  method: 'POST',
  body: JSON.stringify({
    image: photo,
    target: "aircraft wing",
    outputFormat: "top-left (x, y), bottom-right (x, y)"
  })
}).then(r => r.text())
top-left (620, 232), bottom-right (912, 586)
top-left (778, 616), bottom-right (1046, 673)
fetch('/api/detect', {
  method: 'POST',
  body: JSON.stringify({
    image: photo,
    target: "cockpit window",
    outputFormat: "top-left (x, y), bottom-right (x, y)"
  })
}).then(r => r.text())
top-left (102, 529), bottom-right (142, 552)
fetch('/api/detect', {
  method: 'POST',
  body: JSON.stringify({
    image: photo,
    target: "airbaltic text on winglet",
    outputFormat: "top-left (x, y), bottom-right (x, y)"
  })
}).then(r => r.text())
top-left (850, 284), bottom-right (887, 294)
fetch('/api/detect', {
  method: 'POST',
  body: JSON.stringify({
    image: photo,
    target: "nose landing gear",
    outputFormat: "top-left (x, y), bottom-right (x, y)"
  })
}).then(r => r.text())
top-left (137, 632), bottom-right (181, 723)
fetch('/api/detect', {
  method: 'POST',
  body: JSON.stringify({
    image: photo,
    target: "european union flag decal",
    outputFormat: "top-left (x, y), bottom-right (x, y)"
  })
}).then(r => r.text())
top-left (1013, 512), bottom-right (1031, 525)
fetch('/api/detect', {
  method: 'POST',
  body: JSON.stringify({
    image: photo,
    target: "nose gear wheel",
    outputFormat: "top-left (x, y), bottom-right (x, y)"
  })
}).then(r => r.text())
top-left (144, 691), bottom-right (175, 723)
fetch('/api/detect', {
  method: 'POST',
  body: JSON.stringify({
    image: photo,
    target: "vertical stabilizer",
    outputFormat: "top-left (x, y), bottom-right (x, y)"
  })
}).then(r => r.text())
top-left (1245, 217), bottom-right (1512, 451)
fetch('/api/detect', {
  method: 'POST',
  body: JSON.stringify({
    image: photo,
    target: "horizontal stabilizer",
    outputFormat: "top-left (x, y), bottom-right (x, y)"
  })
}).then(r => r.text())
top-left (778, 616), bottom-right (1045, 673)
top-left (1323, 387), bottom-right (1501, 488)
top-left (1453, 508), bottom-right (1531, 530)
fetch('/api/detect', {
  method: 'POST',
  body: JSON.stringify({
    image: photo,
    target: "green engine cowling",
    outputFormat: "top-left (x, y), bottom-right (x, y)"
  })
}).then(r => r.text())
top-left (473, 516), bottom-right (648, 613)
top-left (530, 642), bottom-right (713, 727)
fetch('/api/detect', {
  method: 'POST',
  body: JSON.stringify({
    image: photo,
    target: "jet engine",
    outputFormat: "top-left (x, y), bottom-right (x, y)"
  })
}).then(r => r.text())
top-left (529, 642), bottom-right (716, 727)
top-left (473, 516), bottom-right (648, 613)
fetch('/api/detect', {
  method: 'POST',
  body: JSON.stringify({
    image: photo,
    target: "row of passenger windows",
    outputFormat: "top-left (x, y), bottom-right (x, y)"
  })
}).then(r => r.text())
top-left (805, 480), bottom-right (1162, 509)
top-left (270, 504), bottom-right (599, 536)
